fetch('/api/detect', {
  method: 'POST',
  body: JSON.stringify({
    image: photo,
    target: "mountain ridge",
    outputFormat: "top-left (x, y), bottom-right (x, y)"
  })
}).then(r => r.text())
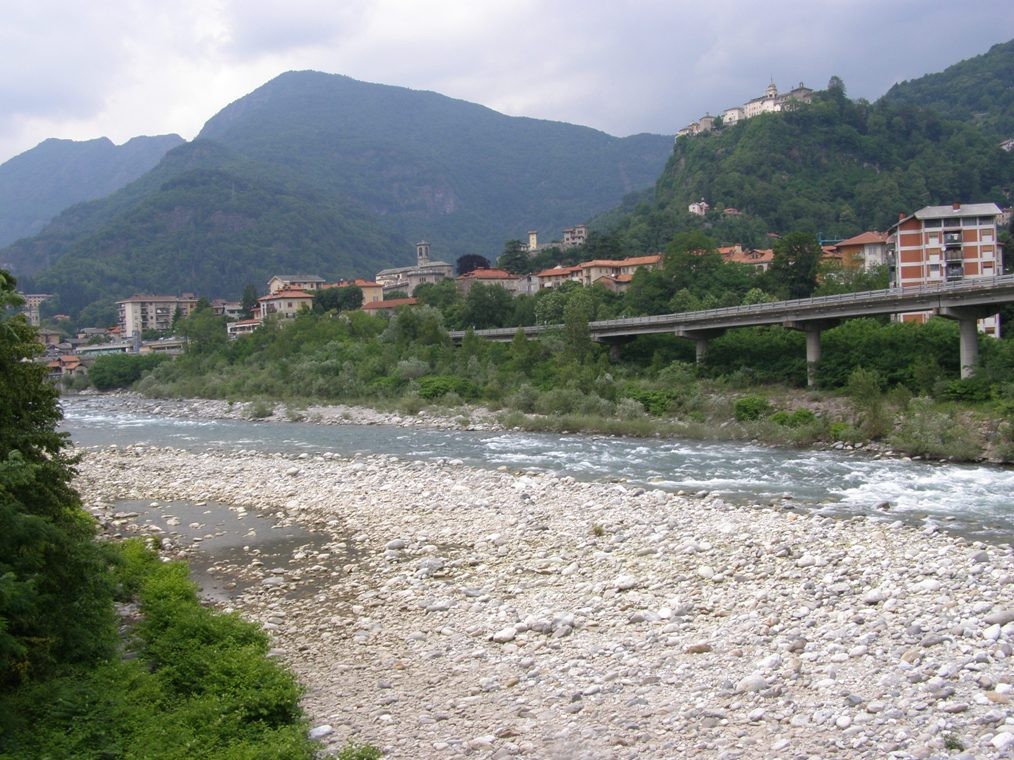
top-left (0, 133), bottom-right (184, 248)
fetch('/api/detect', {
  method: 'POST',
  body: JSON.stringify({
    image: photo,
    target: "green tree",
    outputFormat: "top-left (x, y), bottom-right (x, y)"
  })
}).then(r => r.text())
top-left (460, 283), bottom-right (515, 329)
top-left (497, 240), bottom-right (530, 274)
top-left (240, 283), bottom-right (259, 318)
top-left (562, 288), bottom-right (595, 362)
top-left (314, 285), bottom-right (363, 313)
top-left (767, 232), bottom-right (823, 299)
top-left (0, 270), bottom-right (116, 687)
top-left (178, 301), bottom-right (227, 354)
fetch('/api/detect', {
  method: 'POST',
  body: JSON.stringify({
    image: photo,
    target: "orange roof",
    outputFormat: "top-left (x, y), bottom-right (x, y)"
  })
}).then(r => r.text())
top-left (836, 231), bottom-right (887, 247)
top-left (258, 289), bottom-right (313, 301)
top-left (323, 278), bottom-right (382, 289)
top-left (459, 267), bottom-right (518, 280)
top-left (724, 248), bottom-right (773, 265)
top-left (618, 254), bottom-right (662, 266)
top-left (362, 297), bottom-right (418, 310)
top-left (536, 266), bottom-right (581, 278)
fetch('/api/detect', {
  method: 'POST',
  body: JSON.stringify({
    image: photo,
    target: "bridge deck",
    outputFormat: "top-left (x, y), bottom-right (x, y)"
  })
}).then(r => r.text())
top-left (448, 274), bottom-right (1014, 342)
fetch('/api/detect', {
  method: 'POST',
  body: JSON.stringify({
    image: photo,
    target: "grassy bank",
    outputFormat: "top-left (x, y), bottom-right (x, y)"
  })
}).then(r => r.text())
top-left (0, 540), bottom-right (320, 759)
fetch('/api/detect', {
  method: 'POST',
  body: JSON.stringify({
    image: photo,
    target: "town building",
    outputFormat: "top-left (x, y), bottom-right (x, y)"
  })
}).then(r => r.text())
top-left (323, 278), bottom-right (385, 305)
top-left (688, 199), bottom-right (710, 217)
top-left (116, 294), bottom-right (198, 338)
top-left (257, 289), bottom-right (315, 320)
top-left (456, 267), bottom-right (528, 296)
top-left (717, 245), bottom-right (775, 272)
top-left (678, 80), bottom-right (813, 139)
top-left (18, 293), bottom-right (51, 326)
top-left (887, 202), bottom-right (1003, 335)
top-left (211, 299), bottom-right (245, 319)
top-left (375, 242), bottom-right (454, 296)
top-left (561, 225), bottom-right (588, 248)
top-left (831, 231), bottom-right (889, 271)
top-left (227, 319), bottom-right (261, 339)
top-left (535, 254), bottom-right (663, 290)
top-left (267, 275), bottom-right (325, 294)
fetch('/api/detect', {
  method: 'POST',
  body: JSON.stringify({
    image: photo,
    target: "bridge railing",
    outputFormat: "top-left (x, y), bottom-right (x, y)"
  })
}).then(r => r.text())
top-left (586, 273), bottom-right (1014, 331)
top-left (449, 274), bottom-right (1014, 338)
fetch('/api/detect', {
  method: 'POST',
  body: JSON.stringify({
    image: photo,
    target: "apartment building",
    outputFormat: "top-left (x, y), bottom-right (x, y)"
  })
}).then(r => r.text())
top-left (887, 202), bottom-right (1003, 334)
top-left (117, 294), bottom-right (198, 337)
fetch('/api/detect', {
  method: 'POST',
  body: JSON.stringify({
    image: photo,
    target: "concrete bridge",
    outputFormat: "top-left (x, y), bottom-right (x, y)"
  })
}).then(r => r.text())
top-left (448, 274), bottom-right (1014, 385)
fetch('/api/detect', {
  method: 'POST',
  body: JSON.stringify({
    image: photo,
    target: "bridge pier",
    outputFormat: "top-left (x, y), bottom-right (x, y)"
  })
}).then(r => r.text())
top-left (592, 335), bottom-right (635, 362)
top-left (937, 306), bottom-right (995, 378)
top-left (785, 319), bottom-right (838, 388)
top-left (676, 328), bottom-right (725, 366)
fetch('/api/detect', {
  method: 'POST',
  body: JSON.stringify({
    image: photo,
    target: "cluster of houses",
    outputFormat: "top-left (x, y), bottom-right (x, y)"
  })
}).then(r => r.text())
top-left (20, 201), bottom-right (1009, 377)
top-left (677, 80), bottom-right (814, 139)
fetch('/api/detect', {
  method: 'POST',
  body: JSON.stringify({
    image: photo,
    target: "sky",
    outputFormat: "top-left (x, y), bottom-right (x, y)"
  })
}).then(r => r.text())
top-left (2, 0), bottom-right (1012, 166)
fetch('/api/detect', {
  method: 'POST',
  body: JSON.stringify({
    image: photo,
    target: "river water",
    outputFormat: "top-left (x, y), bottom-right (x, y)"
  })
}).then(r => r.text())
top-left (60, 395), bottom-right (1014, 543)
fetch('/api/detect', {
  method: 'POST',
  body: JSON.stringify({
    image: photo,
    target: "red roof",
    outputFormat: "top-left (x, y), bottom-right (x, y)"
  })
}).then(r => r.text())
top-left (362, 297), bottom-right (418, 310)
top-left (536, 266), bottom-right (581, 278)
top-left (459, 267), bottom-right (518, 280)
top-left (258, 289), bottom-right (313, 301)
top-left (724, 248), bottom-right (773, 265)
top-left (836, 231), bottom-right (887, 247)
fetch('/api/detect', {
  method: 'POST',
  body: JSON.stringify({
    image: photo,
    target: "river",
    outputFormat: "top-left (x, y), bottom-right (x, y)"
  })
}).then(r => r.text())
top-left (60, 394), bottom-right (1014, 543)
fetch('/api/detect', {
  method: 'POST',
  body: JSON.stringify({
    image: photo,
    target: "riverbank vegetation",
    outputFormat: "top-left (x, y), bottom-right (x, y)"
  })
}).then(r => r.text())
top-left (0, 274), bottom-right (328, 757)
top-left (91, 275), bottom-right (1014, 462)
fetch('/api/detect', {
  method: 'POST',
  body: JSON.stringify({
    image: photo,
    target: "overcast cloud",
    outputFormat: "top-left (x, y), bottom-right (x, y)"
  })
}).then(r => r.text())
top-left (2, 0), bottom-right (1012, 164)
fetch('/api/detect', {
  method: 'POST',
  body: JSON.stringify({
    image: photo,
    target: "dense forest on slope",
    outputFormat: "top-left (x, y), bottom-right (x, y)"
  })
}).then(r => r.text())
top-left (0, 134), bottom-right (183, 248)
top-left (196, 71), bottom-right (673, 255)
top-left (13, 140), bottom-right (406, 315)
top-left (880, 39), bottom-right (1013, 140)
top-left (604, 84), bottom-right (1013, 252)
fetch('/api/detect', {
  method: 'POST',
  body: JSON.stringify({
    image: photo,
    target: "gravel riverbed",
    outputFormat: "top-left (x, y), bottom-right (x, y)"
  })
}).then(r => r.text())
top-left (75, 445), bottom-right (1013, 759)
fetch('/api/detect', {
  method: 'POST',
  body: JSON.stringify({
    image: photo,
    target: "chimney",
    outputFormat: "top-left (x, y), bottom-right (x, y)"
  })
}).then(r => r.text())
top-left (952, 202), bottom-right (961, 211)
top-left (898, 212), bottom-right (905, 221)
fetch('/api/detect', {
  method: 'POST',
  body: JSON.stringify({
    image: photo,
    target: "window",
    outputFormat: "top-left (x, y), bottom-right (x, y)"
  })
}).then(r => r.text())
top-left (924, 219), bottom-right (942, 228)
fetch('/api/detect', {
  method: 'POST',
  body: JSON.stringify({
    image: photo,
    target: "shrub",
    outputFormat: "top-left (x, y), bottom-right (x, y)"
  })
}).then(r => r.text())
top-left (89, 353), bottom-right (169, 390)
top-left (734, 395), bottom-right (771, 421)
top-left (888, 397), bottom-right (983, 460)
top-left (418, 375), bottom-right (475, 400)
top-left (615, 397), bottom-right (647, 419)
top-left (247, 399), bottom-right (274, 418)
top-left (620, 386), bottom-right (675, 416)
top-left (936, 377), bottom-right (991, 403)
top-left (505, 383), bottom-right (539, 413)
top-left (770, 408), bottom-right (817, 428)
top-left (534, 387), bottom-right (576, 416)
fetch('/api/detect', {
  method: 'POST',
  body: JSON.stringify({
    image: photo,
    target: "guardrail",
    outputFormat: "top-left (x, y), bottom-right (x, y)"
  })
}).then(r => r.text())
top-left (448, 274), bottom-right (1014, 341)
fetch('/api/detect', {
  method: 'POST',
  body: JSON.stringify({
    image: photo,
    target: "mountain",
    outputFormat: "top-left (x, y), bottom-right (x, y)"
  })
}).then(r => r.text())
top-left (8, 140), bottom-right (407, 315)
top-left (879, 39), bottom-right (1013, 140)
top-left (3, 71), bottom-right (673, 316)
top-left (197, 71), bottom-right (672, 254)
top-left (601, 85), bottom-right (1012, 253)
top-left (0, 134), bottom-right (184, 247)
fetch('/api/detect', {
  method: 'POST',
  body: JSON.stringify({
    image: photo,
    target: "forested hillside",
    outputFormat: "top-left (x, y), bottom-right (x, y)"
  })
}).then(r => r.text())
top-left (0, 134), bottom-right (183, 248)
top-left (197, 71), bottom-right (672, 255)
top-left (880, 39), bottom-right (1013, 140)
top-left (13, 140), bottom-right (406, 316)
top-left (605, 84), bottom-right (1012, 252)
top-left (3, 70), bottom-right (673, 318)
